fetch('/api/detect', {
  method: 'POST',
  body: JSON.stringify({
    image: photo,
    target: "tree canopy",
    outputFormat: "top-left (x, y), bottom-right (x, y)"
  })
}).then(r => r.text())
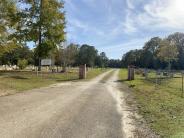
top-left (0, 0), bottom-right (19, 57)
top-left (122, 32), bottom-right (184, 70)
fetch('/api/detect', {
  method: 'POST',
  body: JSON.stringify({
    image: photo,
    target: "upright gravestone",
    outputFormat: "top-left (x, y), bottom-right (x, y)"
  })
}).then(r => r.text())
top-left (144, 68), bottom-right (148, 79)
top-left (79, 64), bottom-right (86, 79)
top-left (128, 66), bottom-right (135, 81)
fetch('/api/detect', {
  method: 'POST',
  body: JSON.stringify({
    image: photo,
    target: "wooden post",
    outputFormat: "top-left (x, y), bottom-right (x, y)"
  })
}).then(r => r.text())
top-left (79, 64), bottom-right (86, 79)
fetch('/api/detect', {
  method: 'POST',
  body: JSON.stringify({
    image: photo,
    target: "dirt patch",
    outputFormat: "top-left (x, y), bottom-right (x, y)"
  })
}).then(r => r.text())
top-left (0, 89), bottom-right (17, 97)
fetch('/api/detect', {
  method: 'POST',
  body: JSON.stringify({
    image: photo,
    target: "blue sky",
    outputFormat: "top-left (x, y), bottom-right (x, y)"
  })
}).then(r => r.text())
top-left (65, 0), bottom-right (184, 59)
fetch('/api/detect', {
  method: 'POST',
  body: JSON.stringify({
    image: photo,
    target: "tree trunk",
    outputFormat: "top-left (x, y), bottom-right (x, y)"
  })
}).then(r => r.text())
top-left (62, 65), bottom-right (67, 72)
top-left (57, 66), bottom-right (59, 72)
top-left (38, 0), bottom-right (43, 71)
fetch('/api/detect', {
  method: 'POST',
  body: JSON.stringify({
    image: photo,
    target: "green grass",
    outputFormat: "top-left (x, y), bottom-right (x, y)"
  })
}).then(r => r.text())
top-left (0, 68), bottom-right (108, 96)
top-left (86, 68), bottom-right (109, 80)
top-left (0, 70), bottom-right (79, 92)
top-left (119, 69), bottom-right (184, 138)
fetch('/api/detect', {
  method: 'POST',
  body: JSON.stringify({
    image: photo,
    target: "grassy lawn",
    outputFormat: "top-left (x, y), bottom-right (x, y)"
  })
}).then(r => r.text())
top-left (119, 69), bottom-right (184, 138)
top-left (0, 70), bottom-right (79, 92)
top-left (0, 68), bottom-right (108, 96)
top-left (86, 68), bottom-right (109, 80)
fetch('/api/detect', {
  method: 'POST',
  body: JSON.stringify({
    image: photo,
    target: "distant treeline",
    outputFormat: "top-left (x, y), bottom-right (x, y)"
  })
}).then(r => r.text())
top-left (121, 32), bottom-right (184, 70)
top-left (0, 43), bottom-right (122, 68)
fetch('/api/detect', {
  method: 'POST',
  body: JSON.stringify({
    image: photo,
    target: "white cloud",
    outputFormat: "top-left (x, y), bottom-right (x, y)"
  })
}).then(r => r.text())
top-left (143, 0), bottom-right (184, 28)
top-left (126, 0), bottom-right (134, 9)
top-left (124, 0), bottom-right (184, 33)
top-left (123, 10), bottom-right (137, 33)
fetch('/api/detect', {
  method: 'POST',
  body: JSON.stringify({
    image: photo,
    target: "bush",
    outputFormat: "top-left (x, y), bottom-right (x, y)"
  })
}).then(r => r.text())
top-left (17, 59), bottom-right (28, 70)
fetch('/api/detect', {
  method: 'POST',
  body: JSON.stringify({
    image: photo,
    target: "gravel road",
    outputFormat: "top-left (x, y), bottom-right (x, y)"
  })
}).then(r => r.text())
top-left (0, 69), bottom-right (132, 138)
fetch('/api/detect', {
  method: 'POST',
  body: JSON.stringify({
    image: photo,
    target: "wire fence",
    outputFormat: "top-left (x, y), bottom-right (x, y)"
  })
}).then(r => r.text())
top-left (135, 68), bottom-right (184, 98)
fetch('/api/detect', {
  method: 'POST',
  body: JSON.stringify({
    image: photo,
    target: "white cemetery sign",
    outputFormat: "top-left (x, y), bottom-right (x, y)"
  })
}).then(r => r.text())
top-left (41, 59), bottom-right (52, 66)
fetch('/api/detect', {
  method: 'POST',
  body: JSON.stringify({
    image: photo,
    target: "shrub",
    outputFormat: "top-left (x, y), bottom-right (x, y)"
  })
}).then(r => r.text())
top-left (17, 59), bottom-right (28, 70)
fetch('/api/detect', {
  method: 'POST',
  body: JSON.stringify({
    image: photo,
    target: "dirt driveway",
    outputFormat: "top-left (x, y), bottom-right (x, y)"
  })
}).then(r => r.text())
top-left (0, 69), bottom-right (135, 138)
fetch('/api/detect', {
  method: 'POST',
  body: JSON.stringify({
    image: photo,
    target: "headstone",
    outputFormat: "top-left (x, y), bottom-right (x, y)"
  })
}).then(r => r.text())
top-left (79, 64), bottom-right (86, 79)
top-left (143, 69), bottom-right (148, 79)
top-left (128, 66), bottom-right (135, 81)
top-left (156, 70), bottom-right (161, 75)
top-left (163, 72), bottom-right (168, 76)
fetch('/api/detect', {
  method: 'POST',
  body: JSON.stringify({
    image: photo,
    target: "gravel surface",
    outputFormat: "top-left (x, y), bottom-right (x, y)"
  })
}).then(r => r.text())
top-left (0, 70), bottom-right (134, 138)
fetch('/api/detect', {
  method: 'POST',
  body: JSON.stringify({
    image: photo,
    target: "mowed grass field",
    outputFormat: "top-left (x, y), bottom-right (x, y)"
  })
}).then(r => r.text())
top-left (119, 69), bottom-right (184, 138)
top-left (0, 68), bottom-right (108, 96)
top-left (86, 68), bottom-right (109, 80)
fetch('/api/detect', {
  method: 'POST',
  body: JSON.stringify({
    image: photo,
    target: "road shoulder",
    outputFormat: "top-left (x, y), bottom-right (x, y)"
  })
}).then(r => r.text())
top-left (117, 76), bottom-right (159, 138)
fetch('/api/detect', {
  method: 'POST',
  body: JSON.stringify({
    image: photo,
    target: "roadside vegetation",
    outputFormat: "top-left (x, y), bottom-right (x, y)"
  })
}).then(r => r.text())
top-left (0, 70), bottom-right (78, 96)
top-left (0, 68), bottom-right (107, 96)
top-left (119, 69), bottom-right (184, 137)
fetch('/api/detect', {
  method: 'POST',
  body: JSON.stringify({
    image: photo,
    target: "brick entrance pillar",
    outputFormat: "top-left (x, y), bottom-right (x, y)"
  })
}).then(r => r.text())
top-left (128, 66), bottom-right (135, 81)
top-left (79, 64), bottom-right (86, 79)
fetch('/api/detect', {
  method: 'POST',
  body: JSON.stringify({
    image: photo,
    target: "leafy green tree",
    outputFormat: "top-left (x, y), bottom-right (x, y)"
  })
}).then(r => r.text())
top-left (167, 32), bottom-right (184, 69)
top-left (19, 0), bottom-right (66, 70)
top-left (55, 43), bottom-right (79, 72)
top-left (99, 52), bottom-right (108, 67)
top-left (143, 37), bottom-right (161, 54)
top-left (0, 0), bottom-right (19, 57)
top-left (64, 43), bottom-right (79, 66)
top-left (0, 46), bottom-right (34, 65)
top-left (77, 44), bottom-right (98, 67)
top-left (142, 37), bottom-right (161, 68)
top-left (0, 0), bottom-right (17, 35)
top-left (122, 49), bottom-right (142, 67)
top-left (157, 39), bottom-right (178, 70)
top-left (95, 52), bottom-right (108, 68)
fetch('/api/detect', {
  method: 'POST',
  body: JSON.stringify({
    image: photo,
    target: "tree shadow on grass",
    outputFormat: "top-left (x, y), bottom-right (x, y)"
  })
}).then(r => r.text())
top-left (56, 78), bottom-right (79, 82)
top-left (8, 76), bottom-right (29, 80)
top-left (116, 79), bottom-right (128, 83)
